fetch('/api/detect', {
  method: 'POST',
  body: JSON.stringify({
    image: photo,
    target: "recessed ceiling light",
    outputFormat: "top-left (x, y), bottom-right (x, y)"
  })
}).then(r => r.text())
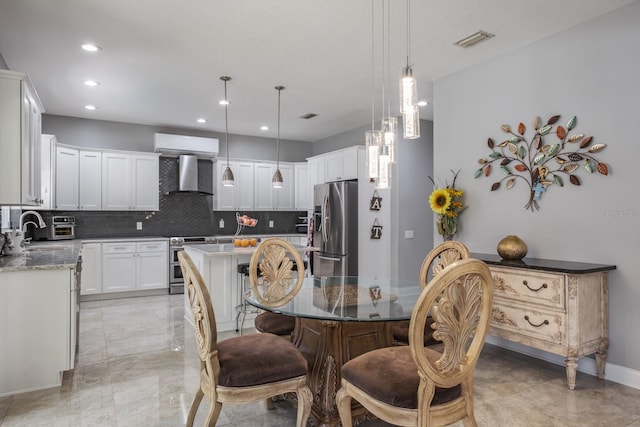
top-left (260, 126), bottom-right (269, 131)
top-left (219, 100), bottom-right (230, 105)
top-left (84, 105), bottom-right (97, 110)
top-left (197, 118), bottom-right (206, 124)
top-left (81, 43), bottom-right (101, 52)
top-left (417, 100), bottom-right (428, 107)
top-left (83, 80), bottom-right (100, 87)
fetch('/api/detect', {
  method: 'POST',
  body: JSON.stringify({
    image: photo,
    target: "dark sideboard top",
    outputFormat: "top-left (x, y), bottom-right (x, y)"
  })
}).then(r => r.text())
top-left (471, 252), bottom-right (617, 275)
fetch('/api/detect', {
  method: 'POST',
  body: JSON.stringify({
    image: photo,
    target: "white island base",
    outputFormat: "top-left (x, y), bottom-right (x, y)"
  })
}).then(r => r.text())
top-left (183, 243), bottom-right (313, 333)
top-left (183, 245), bottom-right (256, 332)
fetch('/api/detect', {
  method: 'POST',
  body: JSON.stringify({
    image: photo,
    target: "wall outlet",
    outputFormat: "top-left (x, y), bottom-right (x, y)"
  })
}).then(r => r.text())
top-left (136, 222), bottom-right (143, 230)
top-left (404, 230), bottom-right (414, 239)
top-left (269, 220), bottom-right (274, 228)
top-left (219, 218), bottom-right (224, 228)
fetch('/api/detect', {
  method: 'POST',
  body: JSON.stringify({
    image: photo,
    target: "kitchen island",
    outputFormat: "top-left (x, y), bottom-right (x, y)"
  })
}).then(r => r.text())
top-left (183, 243), bottom-right (314, 332)
top-left (0, 241), bottom-right (81, 396)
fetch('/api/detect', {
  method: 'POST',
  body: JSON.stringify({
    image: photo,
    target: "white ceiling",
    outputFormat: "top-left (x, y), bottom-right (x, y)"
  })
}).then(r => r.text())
top-left (0, 0), bottom-right (635, 142)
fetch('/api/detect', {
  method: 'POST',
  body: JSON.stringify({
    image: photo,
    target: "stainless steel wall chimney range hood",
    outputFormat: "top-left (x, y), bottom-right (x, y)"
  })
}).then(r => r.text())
top-left (165, 155), bottom-right (213, 196)
top-left (154, 133), bottom-right (217, 196)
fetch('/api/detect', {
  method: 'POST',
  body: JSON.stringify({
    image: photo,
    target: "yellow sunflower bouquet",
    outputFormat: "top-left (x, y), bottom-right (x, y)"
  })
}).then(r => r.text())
top-left (428, 169), bottom-right (467, 241)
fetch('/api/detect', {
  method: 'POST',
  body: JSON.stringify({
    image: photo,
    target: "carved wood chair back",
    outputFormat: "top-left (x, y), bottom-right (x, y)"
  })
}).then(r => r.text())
top-left (419, 240), bottom-right (471, 288)
top-left (392, 240), bottom-right (470, 346)
top-left (249, 237), bottom-right (305, 307)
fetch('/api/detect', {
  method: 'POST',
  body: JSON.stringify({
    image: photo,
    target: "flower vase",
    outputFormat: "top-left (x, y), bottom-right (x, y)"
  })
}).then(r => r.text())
top-left (442, 233), bottom-right (454, 242)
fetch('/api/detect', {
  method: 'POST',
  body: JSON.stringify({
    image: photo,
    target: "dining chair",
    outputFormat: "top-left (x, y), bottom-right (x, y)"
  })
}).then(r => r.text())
top-left (249, 238), bottom-right (306, 340)
top-left (391, 240), bottom-right (470, 346)
top-left (178, 251), bottom-right (312, 427)
top-left (336, 258), bottom-right (493, 427)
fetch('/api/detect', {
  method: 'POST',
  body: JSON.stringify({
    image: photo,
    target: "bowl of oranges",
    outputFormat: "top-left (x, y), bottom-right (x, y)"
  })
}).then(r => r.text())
top-left (234, 238), bottom-right (258, 248)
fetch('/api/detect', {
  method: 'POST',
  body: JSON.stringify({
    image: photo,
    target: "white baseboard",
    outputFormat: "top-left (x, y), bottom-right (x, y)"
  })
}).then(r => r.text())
top-left (485, 336), bottom-right (640, 391)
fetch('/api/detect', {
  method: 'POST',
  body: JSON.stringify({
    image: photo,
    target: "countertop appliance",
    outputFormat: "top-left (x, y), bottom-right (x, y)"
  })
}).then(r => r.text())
top-left (34, 216), bottom-right (75, 240)
top-left (312, 180), bottom-right (358, 277)
top-left (168, 236), bottom-right (217, 294)
top-left (295, 216), bottom-right (309, 234)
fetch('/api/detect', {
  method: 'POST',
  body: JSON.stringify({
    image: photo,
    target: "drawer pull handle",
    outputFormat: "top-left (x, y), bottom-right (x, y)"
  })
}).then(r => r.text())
top-left (522, 280), bottom-right (547, 292)
top-left (524, 315), bottom-right (549, 328)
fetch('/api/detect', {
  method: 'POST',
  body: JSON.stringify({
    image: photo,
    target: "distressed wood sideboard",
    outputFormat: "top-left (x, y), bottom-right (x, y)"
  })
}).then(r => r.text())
top-left (472, 253), bottom-right (616, 390)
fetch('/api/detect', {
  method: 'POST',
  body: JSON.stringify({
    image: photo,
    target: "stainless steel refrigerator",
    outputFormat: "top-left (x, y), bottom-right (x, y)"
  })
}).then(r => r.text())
top-left (313, 180), bottom-right (358, 277)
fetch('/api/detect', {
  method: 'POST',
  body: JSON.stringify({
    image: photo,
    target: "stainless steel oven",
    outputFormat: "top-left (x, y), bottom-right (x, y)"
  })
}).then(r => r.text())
top-left (169, 236), bottom-right (217, 294)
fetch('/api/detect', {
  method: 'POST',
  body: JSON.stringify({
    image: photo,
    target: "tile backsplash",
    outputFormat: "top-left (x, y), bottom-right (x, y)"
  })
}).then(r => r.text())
top-left (10, 156), bottom-right (308, 239)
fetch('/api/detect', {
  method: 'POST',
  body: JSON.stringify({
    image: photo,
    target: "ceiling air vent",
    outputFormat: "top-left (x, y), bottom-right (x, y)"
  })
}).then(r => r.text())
top-left (299, 113), bottom-right (317, 120)
top-left (454, 30), bottom-right (495, 48)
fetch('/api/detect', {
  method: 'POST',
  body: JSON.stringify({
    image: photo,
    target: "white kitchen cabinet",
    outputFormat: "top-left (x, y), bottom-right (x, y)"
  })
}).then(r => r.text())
top-left (78, 151), bottom-right (102, 210)
top-left (324, 146), bottom-right (360, 182)
top-left (254, 162), bottom-right (294, 210)
top-left (132, 155), bottom-right (159, 210)
top-left (0, 267), bottom-right (75, 396)
top-left (102, 242), bottom-right (137, 292)
top-left (135, 241), bottom-right (169, 290)
top-left (102, 152), bottom-right (131, 210)
top-left (80, 242), bottom-right (103, 295)
top-left (216, 160), bottom-right (255, 210)
top-left (101, 240), bottom-right (168, 293)
top-left (0, 70), bottom-right (43, 206)
top-left (294, 162), bottom-right (311, 210)
top-left (39, 134), bottom-right (56, 210)
top-left (102, 152), bottom-right (159, 211)
top-left (53, 146), bottom-right (102, 211)
top-left (307, 156), bottom-right (325, 206)
top-left (54, 146), bottom-right (79, 210)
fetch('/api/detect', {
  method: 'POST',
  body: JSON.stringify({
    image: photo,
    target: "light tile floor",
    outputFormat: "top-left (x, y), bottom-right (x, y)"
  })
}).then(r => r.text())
top-left (1, 294), bottom-right (639, 426)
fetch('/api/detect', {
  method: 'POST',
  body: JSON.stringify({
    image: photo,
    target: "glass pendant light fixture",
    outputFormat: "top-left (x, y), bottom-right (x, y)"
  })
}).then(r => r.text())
top-left (365, 0), bottom-right (382, 180)
top-left (399, 0), bottom-right (420, 139)
top-left (220, 76), bottom-right (235, 186)
top-left (376, 0), bottom-right (394, 190)
top-left (272, 85), bottom-right (285, 189)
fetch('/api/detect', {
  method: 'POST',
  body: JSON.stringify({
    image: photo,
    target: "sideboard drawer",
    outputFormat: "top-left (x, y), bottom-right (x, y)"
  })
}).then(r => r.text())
top-left (491, 301), bottom-right (566, 346)
top-left (490, 267), bottom-right (564, 309)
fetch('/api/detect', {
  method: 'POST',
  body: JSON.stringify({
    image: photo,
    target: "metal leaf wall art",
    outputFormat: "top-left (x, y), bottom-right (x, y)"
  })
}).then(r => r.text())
top-left (475, 115), bottom-right (610, 211)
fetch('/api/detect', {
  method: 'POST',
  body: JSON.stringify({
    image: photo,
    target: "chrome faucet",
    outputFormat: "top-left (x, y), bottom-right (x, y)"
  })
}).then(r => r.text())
top-left (19, 210), bottom-right (46, 231)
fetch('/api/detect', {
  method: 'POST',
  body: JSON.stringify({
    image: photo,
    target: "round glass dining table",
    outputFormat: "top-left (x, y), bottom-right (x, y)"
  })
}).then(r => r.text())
top-left (244, 275), bottom-right (423, 322)
top-left (245, 276), bottom-right (423, 427)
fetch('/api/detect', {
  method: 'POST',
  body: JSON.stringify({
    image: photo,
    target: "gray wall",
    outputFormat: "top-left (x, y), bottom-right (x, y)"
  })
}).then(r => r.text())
top-left (435, 2), bottom-right (640, 373)
top-left (0, 52), bottom-right (7, 70)
top-left (43, 114), bottom-right (312, 162)
top-left (393, 120), bottom-right (434, 282)
top-left (312, 123), bottom-right (370, 155)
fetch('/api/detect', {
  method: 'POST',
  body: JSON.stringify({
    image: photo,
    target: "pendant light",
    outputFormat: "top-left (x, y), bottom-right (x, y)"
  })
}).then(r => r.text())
top-left (272, 85), bottom-right (285, 189)
top-left (376, 0), bottom-right (394, 190)
top-left (220, 76), bottom-right (235, 186)
top-left (399, 0), bottom-right (420, 139)
top-left (365, 0), bottom-right (382, 180)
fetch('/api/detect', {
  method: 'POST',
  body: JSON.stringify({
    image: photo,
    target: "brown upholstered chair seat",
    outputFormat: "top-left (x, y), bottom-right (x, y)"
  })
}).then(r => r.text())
top-left (341, 345), bottom-right (461, 409)
top-left (254, 311), bottom-right (296, 336)
top-left (390, 316), bottom-right (440, 346)
top-left (217, 333), bottom-right (308, 387)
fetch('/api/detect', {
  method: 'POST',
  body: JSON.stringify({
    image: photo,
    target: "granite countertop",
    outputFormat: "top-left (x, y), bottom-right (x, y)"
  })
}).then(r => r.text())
top-left (471, 252), bottom-right (616, 274)
top-left (0, 234), bottom-right (305, 273)
top-left (80, 236), bottom-right (169, 243)
top-left (185, 243), bottom-right (317, 256)
top-left (0, 240), bottom-right (82, 273)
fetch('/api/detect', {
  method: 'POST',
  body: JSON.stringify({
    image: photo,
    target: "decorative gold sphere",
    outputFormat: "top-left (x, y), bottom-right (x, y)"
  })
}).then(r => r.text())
top-left (497, 235), bottom-right (528, 260)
